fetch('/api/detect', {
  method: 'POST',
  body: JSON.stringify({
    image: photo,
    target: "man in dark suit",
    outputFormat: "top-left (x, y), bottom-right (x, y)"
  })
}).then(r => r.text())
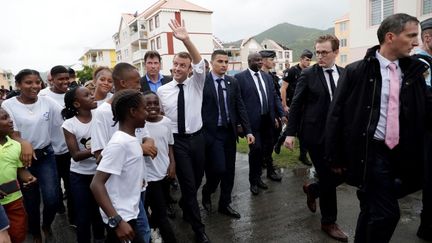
top-left (284, 35), bottom-right (347, 242)
top-left (235, 53), bottom-right (285, 195)
top-left (140, 50), bottom-right (172, 92)
top-left (201, 50), bottom-right (255, 218)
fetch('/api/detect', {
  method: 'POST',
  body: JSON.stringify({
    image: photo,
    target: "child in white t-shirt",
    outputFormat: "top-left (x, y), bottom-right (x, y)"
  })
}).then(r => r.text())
top-left (90, 89), bottom-right (148, 243)
top-left (61, 86), bottom-right (105, 243)
top-left (142, 91), bottom-right (177, 243)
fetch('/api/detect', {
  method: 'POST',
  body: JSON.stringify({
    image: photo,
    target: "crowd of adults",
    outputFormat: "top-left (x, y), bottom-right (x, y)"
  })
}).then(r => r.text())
top-left (0, 13), bottom-right (432, 243)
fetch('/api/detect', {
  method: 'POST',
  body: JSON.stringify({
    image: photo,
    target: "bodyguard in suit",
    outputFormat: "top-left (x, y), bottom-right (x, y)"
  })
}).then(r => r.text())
top-left (235, 53), bottom-right (285, 195)
top-left (201, 50), bottom-right (255, 219)
top-left (284, 35), bottom-right (347, 242)
top-left (140, 50), bottom-right (172, 93)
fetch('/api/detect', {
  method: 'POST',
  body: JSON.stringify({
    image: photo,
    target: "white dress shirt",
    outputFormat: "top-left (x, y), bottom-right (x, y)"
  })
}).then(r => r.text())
top-left (322, 64), bottom-right (339, 100)
top-left (157, 59), bottom-right (205, 134)
top-left (248, 69), bottom-right (268, 107)
top-left (373, 50), bottom-right (403, 140)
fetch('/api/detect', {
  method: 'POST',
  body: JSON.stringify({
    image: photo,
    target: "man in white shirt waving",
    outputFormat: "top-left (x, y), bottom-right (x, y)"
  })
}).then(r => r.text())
top-left (156, 19), bottom-right (209, 243)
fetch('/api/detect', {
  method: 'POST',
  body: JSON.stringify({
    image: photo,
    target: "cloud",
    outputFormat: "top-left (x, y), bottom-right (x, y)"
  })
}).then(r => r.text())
top-left (0, 0), bottom-right (348, 74)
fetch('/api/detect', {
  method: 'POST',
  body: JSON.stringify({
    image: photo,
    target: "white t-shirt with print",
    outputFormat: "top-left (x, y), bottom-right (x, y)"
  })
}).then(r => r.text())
top-left (38, 88), bottom-right (68, 154)
top-left (1, 96), bottom-right (63, 149)
top-left (144, 116), bottom-right (174, 182)
top-left (91, 102), bottom-right (118, 154)
top-left (97, 131), bottom-right (145, 223)
top-left (62, 116), bottom-right (97, 175)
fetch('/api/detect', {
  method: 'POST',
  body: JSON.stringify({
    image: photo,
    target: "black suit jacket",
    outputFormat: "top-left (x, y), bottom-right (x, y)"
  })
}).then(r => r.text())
top-left (235, 70), bottom-right (284, 132)
top-left (285, 63), bottom-right (345, 145)
top-left (202, 73), bottom-right (252, 141)
top-left (140, 74), bottom-right (172, 93)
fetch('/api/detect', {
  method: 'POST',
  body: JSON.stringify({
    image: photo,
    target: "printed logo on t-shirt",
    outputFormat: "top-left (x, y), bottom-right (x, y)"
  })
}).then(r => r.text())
top-left (43, 112), bottom-right (50, 121)
top-left (80, 137), bottom-right (91, 150)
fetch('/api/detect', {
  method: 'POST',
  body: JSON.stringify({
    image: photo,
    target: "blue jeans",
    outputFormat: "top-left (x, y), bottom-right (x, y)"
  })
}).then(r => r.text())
top-left (70, 172), bottom-right (105, 243)
top-left (0, 204), bottom-right (9, 231)
top-left (22, 145), bottom-right (59, 236)
top-left (136, 191), bottom-right (150, 243)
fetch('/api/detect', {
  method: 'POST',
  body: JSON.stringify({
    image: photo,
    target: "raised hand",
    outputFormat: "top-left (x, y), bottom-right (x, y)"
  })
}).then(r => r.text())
top-left (168, 19), bottom-right (189, 41)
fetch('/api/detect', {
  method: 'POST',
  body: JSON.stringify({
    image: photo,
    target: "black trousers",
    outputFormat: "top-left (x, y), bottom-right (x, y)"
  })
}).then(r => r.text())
top-left (173, 132), bottom-right (205, 234)
top-left (203, 126), bottom-right (237, 208)
top-left (145, 180), bottom-right (177, 243)
top-left (55, 152), bottom-right (73, 222)
top-left (105, 220), bottom-right (145, 243)
top-left (305, 143), bottom-right (344, 224)
top-left (420, 133), bottom-right (432, 229)
top-left (248, 114), bottom-right (274, 185)
top-left (354, 141), bottom-right (401, 243)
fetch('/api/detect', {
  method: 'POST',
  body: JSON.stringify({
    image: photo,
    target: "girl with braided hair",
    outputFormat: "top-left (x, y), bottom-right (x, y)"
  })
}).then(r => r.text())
top-left (61, 86), bottom-right (105, 243)
top-left (90, 90), bottom-right (148, 243)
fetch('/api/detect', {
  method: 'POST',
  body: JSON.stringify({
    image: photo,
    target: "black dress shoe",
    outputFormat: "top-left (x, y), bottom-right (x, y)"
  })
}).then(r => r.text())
top-left (202, 193), bottom-right (212, 213)
top-left (195, 231), bottom-right (211, 243)
top-left (218, 205), bottom-right (241, 219)
top-left (267, 170), bottom-right (282, 181)
top-left (257, 179), bottom-right (268, 189)
top-left (250, 185), bottom-right (259, 195)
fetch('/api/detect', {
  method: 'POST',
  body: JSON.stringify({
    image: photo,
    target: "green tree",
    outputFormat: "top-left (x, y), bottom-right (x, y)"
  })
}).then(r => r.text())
top-left (76, 65), bottom-right (94, 83)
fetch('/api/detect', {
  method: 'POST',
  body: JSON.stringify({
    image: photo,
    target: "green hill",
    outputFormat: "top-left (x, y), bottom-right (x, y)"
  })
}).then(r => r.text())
top-left (227, 23), bottom-right (334, 62)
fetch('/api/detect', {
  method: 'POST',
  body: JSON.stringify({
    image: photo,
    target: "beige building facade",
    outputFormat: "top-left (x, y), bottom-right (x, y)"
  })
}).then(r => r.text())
top-left (348, 0), bottom-right (432, 63)
top-left (113, 0), bottom-right (214, 75)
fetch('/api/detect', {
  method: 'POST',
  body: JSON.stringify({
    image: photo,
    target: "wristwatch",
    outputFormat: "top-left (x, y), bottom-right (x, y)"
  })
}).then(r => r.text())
top-left (108, 215), bottom-right (122, 229)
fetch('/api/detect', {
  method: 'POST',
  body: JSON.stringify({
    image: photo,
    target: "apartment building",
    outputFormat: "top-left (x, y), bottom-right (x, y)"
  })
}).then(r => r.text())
top-left (334, 14), bottom-right (350, 67)
top-left (113, 0), bottom-right (213, 75)
top-left (0, 69), bottom-right (14, 90)
top-left (79, 49), bottom-right (116, 68)
top-left (348, 0), bottom-right (432, 63)
top-left (222, 37), bottom-right (293, 76)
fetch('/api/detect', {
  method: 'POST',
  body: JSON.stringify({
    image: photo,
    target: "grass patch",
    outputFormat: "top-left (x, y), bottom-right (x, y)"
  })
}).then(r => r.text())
top-left (236, 138), bottom-right (302, 168)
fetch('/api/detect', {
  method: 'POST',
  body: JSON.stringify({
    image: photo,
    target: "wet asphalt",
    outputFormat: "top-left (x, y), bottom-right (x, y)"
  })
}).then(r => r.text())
top-left (26, 153), bottom-right (428, 243)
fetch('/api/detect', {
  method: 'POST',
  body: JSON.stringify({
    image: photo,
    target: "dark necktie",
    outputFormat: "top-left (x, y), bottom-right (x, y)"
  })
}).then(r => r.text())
top-left (216, 78), bottom-right (228, 127)
top-left (254, 72), bottom-right (269, 114)
top-left (325, 69), bottom-right (336, 95)
top-left (177, 84), bottom-right (186, 134)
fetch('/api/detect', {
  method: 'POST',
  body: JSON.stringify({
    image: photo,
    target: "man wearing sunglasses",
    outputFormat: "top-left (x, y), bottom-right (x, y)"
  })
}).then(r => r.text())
top-left (284, 35), bottom-right (347, 242)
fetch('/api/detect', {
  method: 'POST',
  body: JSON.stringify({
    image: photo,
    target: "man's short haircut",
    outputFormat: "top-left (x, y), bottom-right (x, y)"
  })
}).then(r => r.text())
top-left (50, 65), bottom-right (69, 77)
top-left (68, 67), bottom-right (76, 77)
top-left (300, 49), bottom-right (313, 59)
top-left (315, 35), bottom-right (340, 51)
top-left (112, 63), bottom-right (137, 82)
top-left (174, 52), bottom-right (192, 63)
top-left (144, 50), bottom-right (161, 62)
top-left (377, 13), bottom-right (419, 44)
top-left (211, 50), bottom-right (228, 60)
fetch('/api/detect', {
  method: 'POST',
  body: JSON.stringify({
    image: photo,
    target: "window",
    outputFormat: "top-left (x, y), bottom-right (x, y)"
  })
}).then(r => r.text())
top-left (155, 15), bottom-right (160, 28)
top-left (339, 22), bottom-right (347, 32)
top-left (340, 54), bottom-right (347, 64)
top-left (277, 51), bottom-right (283, 59)
top-left (370, 0), bottom-right (394, 26)
top-left (149, 19), bottom-right (153, 31)
top-left (279, 64), bottom-right (283, 70)
top-left (340, 39), bottom-right (347, 47)
top-left (424, 0), bottom-right (432, 15)
top-left (285, 51), bottom-right (290, 59)
top-left (98, 51), bottom-right (103, 61)
top-left (151, 39), bottom-right (156, 50)
top-left (156, 37), bottom-right (161, 49)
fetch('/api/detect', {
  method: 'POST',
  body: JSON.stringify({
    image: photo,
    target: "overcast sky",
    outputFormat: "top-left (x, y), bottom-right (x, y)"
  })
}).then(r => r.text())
top-left (0, 0), bottom-right (349, 74)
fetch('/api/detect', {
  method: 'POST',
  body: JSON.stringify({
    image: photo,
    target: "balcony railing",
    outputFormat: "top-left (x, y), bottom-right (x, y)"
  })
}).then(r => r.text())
top-left (130, 30), bottom-right (147, 43)
top-left (132, 49), bottom-right (146, 62)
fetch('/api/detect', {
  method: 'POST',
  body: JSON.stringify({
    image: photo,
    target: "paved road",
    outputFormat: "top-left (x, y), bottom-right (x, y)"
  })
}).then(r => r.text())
top-left (28, 153), bottom-right (428, 243)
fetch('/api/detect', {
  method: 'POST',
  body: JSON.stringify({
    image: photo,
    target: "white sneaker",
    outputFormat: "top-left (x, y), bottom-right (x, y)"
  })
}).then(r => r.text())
top-left (151, 228), bottom-right (162, 243)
